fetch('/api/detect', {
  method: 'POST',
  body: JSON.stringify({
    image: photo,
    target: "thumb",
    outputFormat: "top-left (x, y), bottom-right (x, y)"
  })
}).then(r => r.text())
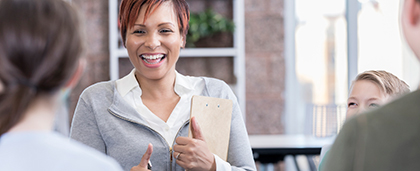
top-left (138, 143), bottom-right (153, 168)
top-left (191, 117), bottom-right (205, 141)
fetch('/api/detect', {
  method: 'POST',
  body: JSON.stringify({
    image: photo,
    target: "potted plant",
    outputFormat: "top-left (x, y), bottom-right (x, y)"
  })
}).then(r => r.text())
top-left (187, 9), bottom-right (235, 48)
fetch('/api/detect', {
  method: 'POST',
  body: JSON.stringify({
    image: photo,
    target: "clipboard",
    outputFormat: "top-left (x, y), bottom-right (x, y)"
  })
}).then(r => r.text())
top-left (188, 95), bottom-right (232, 161)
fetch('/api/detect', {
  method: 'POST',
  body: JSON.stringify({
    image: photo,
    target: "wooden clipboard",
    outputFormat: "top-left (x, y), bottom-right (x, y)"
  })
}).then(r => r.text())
top-left (188, 95), bottom-right (232, 161)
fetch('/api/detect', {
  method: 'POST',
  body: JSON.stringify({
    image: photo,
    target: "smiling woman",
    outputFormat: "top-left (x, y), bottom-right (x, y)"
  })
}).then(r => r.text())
top-left (125, 1), bottom-right (183, 82)
top-left (69, 0), bottom-right (256, 171)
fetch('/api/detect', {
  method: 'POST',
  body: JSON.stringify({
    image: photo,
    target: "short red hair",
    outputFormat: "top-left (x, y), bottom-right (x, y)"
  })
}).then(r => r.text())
top-left (119, 0), bottom-right (190, 47)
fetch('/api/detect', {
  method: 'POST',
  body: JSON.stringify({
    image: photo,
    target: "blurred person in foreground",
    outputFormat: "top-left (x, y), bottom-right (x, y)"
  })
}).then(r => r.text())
top-left (69, 0), bottom-right (256, 170)
top-left (321, 0), bottom-right (420, 170)
top-left (0, 0), bottom-right (122, 170)
top-left (318, 70), bottom-right (409, 169)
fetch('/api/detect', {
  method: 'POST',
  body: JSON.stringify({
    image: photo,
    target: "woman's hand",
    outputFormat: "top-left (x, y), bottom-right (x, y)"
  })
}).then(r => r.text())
top-left (173, 117), bottom-right (216, 171)
top-left (130, 143), bottom-right (153, 171)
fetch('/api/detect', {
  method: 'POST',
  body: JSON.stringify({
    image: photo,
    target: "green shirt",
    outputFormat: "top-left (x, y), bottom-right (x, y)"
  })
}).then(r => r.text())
top-left (322, 90), bottom-right (420, 171)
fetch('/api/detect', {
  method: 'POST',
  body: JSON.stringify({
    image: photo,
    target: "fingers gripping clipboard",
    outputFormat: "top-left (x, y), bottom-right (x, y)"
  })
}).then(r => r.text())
top-left (188, 95), bottom-right (232, 161)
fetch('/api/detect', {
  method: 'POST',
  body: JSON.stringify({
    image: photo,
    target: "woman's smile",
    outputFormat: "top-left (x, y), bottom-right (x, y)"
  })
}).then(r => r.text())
top-left (140, 53), bottom-right (167, 68)
top-left (125, 1), bottom-right (182, 80)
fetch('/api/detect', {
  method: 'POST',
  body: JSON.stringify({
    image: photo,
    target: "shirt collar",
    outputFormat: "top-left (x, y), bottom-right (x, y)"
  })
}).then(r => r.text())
top-left (174, 71), bottom-right (194, 95)
top-left (116, 69), bottom-right (140, 97)
top-left (116, 69), bottom-right (195, 97)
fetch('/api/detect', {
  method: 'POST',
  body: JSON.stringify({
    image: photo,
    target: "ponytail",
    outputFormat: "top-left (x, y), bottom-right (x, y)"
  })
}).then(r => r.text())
top-left (0, 0), bottom-right (83, 135)
top-left (0, 82), bottom-right (37, 135)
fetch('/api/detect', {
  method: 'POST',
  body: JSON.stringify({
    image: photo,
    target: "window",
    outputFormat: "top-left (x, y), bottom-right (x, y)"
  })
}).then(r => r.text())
top-left (357, 0), bottom-right (420, 88)
top-left (285, 0), bottom-right (419, 136)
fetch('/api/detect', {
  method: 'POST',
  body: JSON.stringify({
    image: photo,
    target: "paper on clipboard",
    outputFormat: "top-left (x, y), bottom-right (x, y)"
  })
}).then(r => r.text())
top-left (188, 95), bottom-right (232, 161)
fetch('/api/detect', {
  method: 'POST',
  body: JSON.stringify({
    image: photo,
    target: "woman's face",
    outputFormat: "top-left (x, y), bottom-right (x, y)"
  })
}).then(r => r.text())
top-left (346, 80), bottom-right (390, 119)
top-left (126, 2), bottom-right (183, 81)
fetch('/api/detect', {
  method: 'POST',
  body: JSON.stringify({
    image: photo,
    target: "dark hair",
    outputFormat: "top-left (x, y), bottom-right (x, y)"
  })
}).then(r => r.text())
top-left (119, 0), bottom-right (190, 47)
top-left (0, 0), bottom-right (83, 135)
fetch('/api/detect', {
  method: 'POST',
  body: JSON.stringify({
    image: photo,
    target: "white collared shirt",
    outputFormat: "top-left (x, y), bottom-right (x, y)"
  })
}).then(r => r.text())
top-left (116, 69), bottom-right (231, 170)
top-left (116, 69), bottom-right (205, 146)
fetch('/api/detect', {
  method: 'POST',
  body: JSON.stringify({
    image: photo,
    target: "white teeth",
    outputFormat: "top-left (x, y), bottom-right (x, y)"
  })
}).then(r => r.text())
top-left (141, 54), bottom-right (164, 59)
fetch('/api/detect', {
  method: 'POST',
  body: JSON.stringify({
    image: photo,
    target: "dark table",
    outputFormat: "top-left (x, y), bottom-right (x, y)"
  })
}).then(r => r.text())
top-left (249, 134), bottom-right (335, 170)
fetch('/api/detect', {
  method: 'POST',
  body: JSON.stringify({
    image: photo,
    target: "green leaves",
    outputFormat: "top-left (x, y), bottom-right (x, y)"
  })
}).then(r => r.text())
top-left (187, 9), bottom-right (235, 47)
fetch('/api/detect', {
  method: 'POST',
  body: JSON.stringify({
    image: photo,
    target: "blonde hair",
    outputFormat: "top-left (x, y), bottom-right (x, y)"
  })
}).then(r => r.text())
top-left (353, 70), bottom-right (410, 97)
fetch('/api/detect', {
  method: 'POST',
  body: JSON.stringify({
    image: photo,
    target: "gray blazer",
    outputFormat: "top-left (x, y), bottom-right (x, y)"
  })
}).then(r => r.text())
top-left (70, 77), bottom-right (256, 171)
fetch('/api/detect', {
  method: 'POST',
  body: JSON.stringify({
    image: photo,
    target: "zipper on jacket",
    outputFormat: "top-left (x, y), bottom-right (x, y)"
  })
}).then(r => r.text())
top-left (108, 109), bottom-right (173, 169)
top-left (109, 109), bottom-right (191, 171)
top-left (170, 146), bottom-right (173, 162)
top-left (170, 120), bottom-right (190, 169)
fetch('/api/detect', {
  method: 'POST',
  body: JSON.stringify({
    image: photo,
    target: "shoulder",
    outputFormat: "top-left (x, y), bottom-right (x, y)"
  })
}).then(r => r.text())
top-left (363, 89), bottom-right (420, 128)
top-left (79, 80), bottom-right (116, 101)
top-left (324, 90), bottom-right (420, 170)
top-left (359, 90), bottom-right (420, 144)
top-left (48, 133), bottom-right (122, 170)
top-left (373, 89), bottom-right (420, 112)
top-left (334, 115), bottom-right (361, 144)
top-left (202, 77), bottom-right (230, 88)
top-left (201, 77), bottom-right (235, 99)
top-left (322, 116), bottom-right (361, 170)
top-left (0, 133), bottom-right (122, 171)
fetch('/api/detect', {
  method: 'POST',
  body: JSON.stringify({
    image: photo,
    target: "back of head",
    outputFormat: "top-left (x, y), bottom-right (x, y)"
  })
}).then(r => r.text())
top-left (0, 0), bottom-right (83, 135)
top-left (354, 70), bottom-right (410, 98)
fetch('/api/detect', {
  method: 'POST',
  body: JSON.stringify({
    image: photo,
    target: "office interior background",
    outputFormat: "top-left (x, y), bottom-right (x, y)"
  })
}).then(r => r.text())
top-left (65, 0), bottom-right (420, 170)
